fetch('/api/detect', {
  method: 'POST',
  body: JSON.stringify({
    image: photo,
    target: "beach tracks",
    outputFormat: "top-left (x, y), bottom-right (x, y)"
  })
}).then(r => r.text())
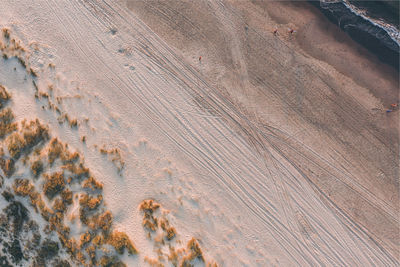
top-left (4, 0), bottom-right (398, 265)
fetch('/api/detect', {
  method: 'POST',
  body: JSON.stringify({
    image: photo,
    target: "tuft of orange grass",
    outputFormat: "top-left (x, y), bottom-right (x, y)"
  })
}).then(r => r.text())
top-left (107, 231), bottom-right (138, 255)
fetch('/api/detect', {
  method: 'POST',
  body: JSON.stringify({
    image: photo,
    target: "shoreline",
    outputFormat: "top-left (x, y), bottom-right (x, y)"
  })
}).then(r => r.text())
top-left (309, 0), bottom-right (399, 70)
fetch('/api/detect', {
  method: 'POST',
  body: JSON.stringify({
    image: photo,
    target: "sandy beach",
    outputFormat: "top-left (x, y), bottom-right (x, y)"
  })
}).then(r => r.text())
top-left (126, 0), bottom-right (399, 261)
top-left (0, 0), bottom-right (398, 265)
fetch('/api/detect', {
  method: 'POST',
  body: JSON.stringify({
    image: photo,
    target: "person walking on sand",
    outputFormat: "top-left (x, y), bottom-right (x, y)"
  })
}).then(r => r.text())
top-left (199, 56), bottom-right (202, 62)
top-left (273, 28), bottom-right (278, 36)
top-left (386, 103), bottom-right (399, 113)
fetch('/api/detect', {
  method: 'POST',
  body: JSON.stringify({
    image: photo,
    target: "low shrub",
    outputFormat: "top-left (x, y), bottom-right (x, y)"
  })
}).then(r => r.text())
top-left (144, 257), bottom-right (164, 267)
top-left (107, 231), bottom-right (138, 255)
top-left (52, 198), bottom-right (66, 212)
top-left (85, 244), bottom-right (96, 263)
top-left (48, 211), bottom-right (64, 231)
top-left (38, 239), bottom-right (59, 261)
top-left (99, 256), bottom-right (126, 267)
top-left (2, 28), bottom-right (10, 39)
top-left (160, 219), bottom-right (176, 241)
top-left (30, 68), bottom-right (38, 77)
top-left (0, 108), bottom-right (17, 138)
top-left (0, 85), bottom-right (10, 107)
top-left (5, 238), bottom-right (24, 264)
top-left (47, 138), bottom-right (63, 165)
top-left (13, 179), bottom-right (54, 222)
top-left (0, 255), bottom-right (12, 267)
top-left (46, 138), bottom-right (80, 166)
top-left (79, 193), bottom-right (103, 211)
top-left (3, 201), bottom-right (29, 233)
top-left (90, 211), bottom-right (113, 232)
top-left (2, 190), bottom-right (14, 201)
top-left (62, 162), bottom-right (89, 181)
top-left (168, 246), bottom-right (180, 267)
top-left (181, 238), bottom-right (204, 265)
top-left (6, 119), bottom-right (49, 159)
top-left (139, 199), bottom-right (160, 214)
top-left (82, 176), bottom-right (103, 191)
top-left (91, 234), bottom-right (104, 246)
top-left (140, 200), bottom-right (160, 232)
top-left (43, 172), bottom-right (65, 199)
top-left (6, 133), bottom-right (24, 159)
top-left (69, 119), bottom-right (78, 128)
top-left (99, 147), bottom-right (125, 174)
top-left (143, 214), bottom-right (158, 232)
top-left (17, 56), bottom-right (26, 69)
top-left (60, 189), bottom-right (73, 205)
top-left (0, 157), bottom-right (15, 177)
top-left (13, 179), bottom-right (35, 197)
top-left (53, 259), bottom-right (71, 267)
top-left (31, 160), bottom-right (43, 177)
top-left (79, 231), bottom-right (92, 248)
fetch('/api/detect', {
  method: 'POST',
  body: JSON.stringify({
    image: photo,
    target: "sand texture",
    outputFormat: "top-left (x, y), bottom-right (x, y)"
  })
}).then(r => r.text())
top-left (0, 0), bottom-right (398, 266)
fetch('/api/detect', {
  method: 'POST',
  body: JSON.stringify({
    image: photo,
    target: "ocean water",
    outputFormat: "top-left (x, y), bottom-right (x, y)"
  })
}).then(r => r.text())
top-left (348, 0), bottom-right (399, 28)
top-left (312, 0), bottom-right (399, 69)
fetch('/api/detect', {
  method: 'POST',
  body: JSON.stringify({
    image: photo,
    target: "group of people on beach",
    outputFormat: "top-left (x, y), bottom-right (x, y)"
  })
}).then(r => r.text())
top-left (273, 28), bottom-right (295, 36)
top-left (197, 27), bottom-right (398, 117)
top-left (198, 27), bottom-right (296, 63)
top-left (386, 103), bottom-right (398, 113)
